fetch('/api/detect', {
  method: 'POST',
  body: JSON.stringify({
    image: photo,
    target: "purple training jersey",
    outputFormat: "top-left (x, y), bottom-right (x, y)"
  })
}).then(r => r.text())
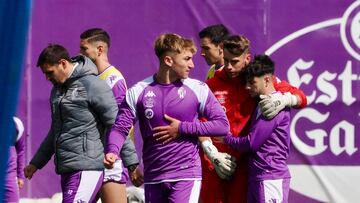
top-left (224, 93), bottom-right (291, 181)
top-left (107, 75), bottom-right (229, 183)
top-left (99, 65), bottom-right (129, 183)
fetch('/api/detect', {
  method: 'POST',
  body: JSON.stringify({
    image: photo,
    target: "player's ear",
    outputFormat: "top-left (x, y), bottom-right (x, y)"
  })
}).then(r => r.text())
top-left (97, 45), bottom-right (104, 56)
top-left (264, 75), bottom-right (271, 87)
top-left (218, 42), bottom-right (224, 55)
top-left (244, 53), bottom-right (251, 66)
top-left (58, 59), bottom-right (67, 70)
top-left (163, 55), bottom-right (173, 67)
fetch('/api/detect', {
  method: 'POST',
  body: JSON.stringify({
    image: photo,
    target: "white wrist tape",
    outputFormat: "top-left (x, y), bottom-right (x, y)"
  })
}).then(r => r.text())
top-left (284, 92), bottom-right (298, 107)
top-left (201, 140), bottom-right (217, 160)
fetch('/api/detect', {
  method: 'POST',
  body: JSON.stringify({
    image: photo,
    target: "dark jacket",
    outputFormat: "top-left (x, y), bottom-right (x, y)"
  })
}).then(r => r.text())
top-left (31, 56), bottom-right (118, 174)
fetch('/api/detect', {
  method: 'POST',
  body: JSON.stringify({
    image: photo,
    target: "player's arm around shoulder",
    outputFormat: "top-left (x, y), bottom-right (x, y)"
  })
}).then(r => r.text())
top-left (273, 77), bottom-right (307, 108)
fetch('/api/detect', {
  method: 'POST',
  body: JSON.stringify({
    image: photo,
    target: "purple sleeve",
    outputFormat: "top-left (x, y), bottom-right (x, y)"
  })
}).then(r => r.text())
top-left (179, 90), bottom-right (229, 136)
top-left (224, 133), bottom-right (251, 152)
top-left (106, 100), bottom-right (135, 154)
top-left (15, 135), bottom-right (26, 179)
top-left (224, 110), bottom-right (280, 152)
top-left (112, 78), bottom-right (127, 105)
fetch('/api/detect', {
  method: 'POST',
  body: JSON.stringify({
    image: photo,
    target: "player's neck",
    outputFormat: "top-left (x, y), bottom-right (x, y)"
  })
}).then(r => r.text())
top-left (156, 66), bottom-right (178, 84)
top-left (96, 58), bottom-right (111, 73)
top-left (263, 85), bottom-right (276, 95)
top-left (215, 58), bottom-right (224, 68)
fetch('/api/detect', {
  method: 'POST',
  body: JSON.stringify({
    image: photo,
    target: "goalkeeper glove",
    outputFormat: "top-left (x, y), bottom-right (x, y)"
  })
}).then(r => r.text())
top-left (259, 92), bottom-right (298, 119)
top-left (201, 140), bottom-right (237, 180)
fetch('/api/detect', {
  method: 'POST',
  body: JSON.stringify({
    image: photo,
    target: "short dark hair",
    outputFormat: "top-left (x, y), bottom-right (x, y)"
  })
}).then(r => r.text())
top-left (198, 24), bottom-right (230, 45)
top-left (36, 44), bottom-right (71, 67)
top-left (244, 55), bottom-right (275, 82)
top-left (80, 28), bottom-right (111, 47)
top-left (223, 35), bottom-right (250, 56)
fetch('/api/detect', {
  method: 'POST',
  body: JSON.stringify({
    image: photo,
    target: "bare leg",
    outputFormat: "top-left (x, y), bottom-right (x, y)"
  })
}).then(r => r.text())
top-left (100, 182), bottom-right (127, 203)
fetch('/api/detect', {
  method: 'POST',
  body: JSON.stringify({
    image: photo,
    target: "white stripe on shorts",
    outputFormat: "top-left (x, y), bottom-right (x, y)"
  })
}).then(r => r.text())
top-left (188, 180), bottom-right (201, 203)
top-left (263, 179), bottom-right (283, 202)
top-left (73, 171), bottom-right (102, 202)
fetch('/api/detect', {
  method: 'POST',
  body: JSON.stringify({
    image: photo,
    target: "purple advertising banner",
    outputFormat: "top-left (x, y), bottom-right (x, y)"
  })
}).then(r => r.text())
top-left (17, 0), bottom-right (358, 202)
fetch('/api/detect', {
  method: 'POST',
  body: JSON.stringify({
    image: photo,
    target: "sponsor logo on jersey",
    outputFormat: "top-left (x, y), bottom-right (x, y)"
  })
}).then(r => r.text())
top-left (145, 90), bottom-right (156, 98)
top-left (109, 75), bottom-right (118, 85)
top-left (145, 108), bottom-right (154, 119)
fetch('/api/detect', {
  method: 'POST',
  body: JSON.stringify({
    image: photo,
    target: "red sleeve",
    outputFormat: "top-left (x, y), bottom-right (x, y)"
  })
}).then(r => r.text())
top-left (273, 76), bottom-right (307, 108)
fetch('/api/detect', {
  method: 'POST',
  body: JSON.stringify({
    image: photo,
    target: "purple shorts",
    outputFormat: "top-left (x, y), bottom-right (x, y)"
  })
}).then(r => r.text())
top-left (248, 178), bottom-right (290, 203)
top-left (144, 179), bottom-right (201, 203)
top-left (61, 170), bottom-right (103, 203)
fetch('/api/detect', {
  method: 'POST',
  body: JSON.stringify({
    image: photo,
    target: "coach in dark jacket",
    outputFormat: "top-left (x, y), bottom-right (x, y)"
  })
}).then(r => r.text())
top-left (24, 44), bottom-right (118, 203)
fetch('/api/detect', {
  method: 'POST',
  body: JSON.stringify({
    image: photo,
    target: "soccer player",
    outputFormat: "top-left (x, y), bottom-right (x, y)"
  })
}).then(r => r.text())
top-left (80, 28), bottom-right (143, 203)
top-left (223, 54), bottom-right (291, 203)
top-left (199, 35), bottom-right (307, 203)
top-left (24, 44), bottom-right (118, 203)
top-left (199, 24), bottom-right (230, 80)
top-left (104, 33), bottom-right (230, 203)
top-left (3, 117), bottom-right (25, 203)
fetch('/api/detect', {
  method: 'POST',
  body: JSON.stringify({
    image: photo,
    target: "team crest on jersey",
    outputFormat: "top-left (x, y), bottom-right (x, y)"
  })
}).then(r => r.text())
top-left (144, 108), bottom-right (154, 119)
top-left (144, 97), bottom-right (155, 108)
top-left (177, 87), bottom-right (186, 99)
top-left (145, 90), bottom-right (156, 98)
top-left (214, 91), bottom-right (228, 104)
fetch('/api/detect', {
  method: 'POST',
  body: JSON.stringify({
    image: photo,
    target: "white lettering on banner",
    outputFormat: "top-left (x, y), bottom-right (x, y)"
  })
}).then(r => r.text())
top-left (289, 60), bottom-right (358, 155)
top-left (287, 59), bottom-right (316, 103)
top-left (291, 108), bottom-right (358, 156)
top-left (338, 61), bottom-right (357, 106)
top-left (291, 108), bottom-right (328, 156)
top-left (288, 60), bottom-right (357, 106)
top-left (287, 59), bottom-right (314, 88)
top-left (330, 121), bottom-right (357, 156)
top-left (315, 71), bottom-right (337, 105)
